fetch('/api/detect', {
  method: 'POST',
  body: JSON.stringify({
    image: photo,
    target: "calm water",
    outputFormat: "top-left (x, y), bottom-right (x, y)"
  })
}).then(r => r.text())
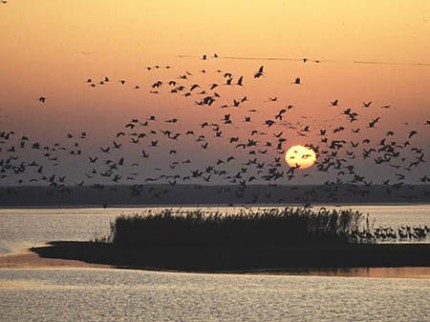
top-left (1, 205), bottom-right (429, 321)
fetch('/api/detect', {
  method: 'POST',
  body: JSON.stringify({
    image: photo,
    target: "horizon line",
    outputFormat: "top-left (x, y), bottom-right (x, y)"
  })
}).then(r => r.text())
top-left (178, 55), bottom-right (430, 67)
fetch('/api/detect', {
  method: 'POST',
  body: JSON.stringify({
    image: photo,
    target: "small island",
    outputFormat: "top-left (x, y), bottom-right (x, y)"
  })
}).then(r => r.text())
top-left (30, 207), bottom-right (430, 272)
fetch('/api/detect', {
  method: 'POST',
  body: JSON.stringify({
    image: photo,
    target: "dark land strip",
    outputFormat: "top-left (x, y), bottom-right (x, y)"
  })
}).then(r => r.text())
top-left (31, 242), bottom-right (430, 272)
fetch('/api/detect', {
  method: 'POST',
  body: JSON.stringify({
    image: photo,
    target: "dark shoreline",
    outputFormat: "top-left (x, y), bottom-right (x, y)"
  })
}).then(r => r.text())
top-left (2, 184), bottom-right (429, 207)
top-left (2, 201), bottom-right (430, 210)
top-left (30, 242), bottom-right (430, 272)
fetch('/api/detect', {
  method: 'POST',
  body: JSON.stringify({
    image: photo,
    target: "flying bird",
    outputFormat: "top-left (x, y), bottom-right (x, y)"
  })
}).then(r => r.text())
top-left (408, 130), bottom-right (418, 139)
top-left (236, 76), bottom-right (244, 86)
top-left (292, 77), bottom-right (301, 85)
top-left (368, 117), bottom-right (381, 128)
top-left (254, 66), bottom-right (264, 78)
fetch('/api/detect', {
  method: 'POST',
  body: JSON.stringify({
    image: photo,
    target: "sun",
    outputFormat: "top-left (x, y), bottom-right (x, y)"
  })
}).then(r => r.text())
top-left (285, 145), bottom-right (317, 169)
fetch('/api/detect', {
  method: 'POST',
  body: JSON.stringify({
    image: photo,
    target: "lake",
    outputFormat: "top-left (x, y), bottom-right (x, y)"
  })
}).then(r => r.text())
top-left (1, 205), bottom-right (429, 321)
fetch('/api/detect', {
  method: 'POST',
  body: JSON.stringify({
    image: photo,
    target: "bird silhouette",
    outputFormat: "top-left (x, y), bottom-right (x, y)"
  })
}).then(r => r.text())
top-left (292, 77), bottom-right (301, 85)
top-left (3, 59), bottom-right (429, 206)
top-left (254, 66), bottom-right (264, 78)
top-left (236, 76), bottom-right (244, 86)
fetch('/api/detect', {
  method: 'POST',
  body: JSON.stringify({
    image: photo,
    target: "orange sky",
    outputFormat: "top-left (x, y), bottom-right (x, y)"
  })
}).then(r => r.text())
top-left (1, 1), bottom-right (429, 117)
top-left (0, 0), bottom-right (429, 185)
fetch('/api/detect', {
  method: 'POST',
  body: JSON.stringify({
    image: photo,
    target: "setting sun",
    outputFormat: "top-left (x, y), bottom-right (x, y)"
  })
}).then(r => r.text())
top-left (285, 145), bottom-right (317, 169)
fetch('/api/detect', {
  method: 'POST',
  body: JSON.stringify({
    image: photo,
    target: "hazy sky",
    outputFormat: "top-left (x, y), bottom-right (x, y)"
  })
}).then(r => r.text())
top-left (0, 1), bottom-right (429, 187)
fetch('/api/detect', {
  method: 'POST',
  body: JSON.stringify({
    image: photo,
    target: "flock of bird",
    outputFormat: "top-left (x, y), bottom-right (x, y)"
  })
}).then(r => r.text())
top-left (1, 54), bottom-right (430, 204)
top-left (354, 224), bottom-right (430, 243)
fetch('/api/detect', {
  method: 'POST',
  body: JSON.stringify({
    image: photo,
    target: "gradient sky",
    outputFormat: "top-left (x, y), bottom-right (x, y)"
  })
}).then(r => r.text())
top-left (0, 0), bottom-right (429, 186)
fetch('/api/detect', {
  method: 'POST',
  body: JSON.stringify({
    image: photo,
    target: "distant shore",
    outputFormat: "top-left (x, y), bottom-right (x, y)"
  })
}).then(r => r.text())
top-left (1, 184), bottom-right (429, 207)
top-left (2, 201), bottom-right (430, 210)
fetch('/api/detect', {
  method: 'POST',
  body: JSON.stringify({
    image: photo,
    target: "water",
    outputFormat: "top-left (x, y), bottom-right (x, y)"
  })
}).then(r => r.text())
top-left (0, 208), bottom-right (119, 254)
top-left (1, 268), bottom-right (429, 321)
top-left (0, 205), bottom-right (429, 321)
top-left (325, 204), bottom-right (430, 227)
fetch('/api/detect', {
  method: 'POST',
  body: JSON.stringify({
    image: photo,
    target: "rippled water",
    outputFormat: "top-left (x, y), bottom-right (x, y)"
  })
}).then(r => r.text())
top-left (1, 268), bottom-right (429, 322)
top-left (0, 205), bottom-right (429, 321)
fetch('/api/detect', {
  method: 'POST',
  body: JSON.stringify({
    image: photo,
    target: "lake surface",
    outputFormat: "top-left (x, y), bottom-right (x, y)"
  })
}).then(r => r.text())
top-left (1, 268), bottom-right (429, 322)
top-left (1, 205), bottom-right (429, 321)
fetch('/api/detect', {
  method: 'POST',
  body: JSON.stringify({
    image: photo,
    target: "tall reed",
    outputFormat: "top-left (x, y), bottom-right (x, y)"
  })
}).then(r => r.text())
top-left (109, 207), bottom-right (365, 247)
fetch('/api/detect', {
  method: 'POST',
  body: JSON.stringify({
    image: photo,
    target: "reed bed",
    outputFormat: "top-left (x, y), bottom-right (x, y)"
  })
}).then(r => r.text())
top-left (109, 207), bottom-right (365, 247)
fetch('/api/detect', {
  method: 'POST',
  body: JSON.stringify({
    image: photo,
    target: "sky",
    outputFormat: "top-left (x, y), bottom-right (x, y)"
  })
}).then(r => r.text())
top-left (0, 0), bottom-right (429, 188)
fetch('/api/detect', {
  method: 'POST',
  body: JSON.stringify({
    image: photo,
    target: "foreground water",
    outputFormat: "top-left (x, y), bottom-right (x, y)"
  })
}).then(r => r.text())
top-left (0, 205), bottom-right (429, 321)
top-left (1, 268), bottom-right (429, 321)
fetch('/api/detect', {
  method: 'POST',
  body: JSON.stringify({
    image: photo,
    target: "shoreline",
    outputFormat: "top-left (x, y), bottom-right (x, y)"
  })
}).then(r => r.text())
top-left (6, 241), bottom-right (428, 277)
top-left (1, 201), bottom-right (430, 210)
top-left (1, 245), bottom-right (429, 279)
top-left (0, 243), bottom-right (429, 279)
top-left (0, 245), bottom-right (111, 269)
top-left (2, 184), bottom-right (429, 208)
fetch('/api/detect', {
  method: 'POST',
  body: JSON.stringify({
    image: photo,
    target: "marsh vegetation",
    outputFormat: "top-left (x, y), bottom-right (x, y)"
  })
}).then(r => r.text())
top-left (110, 207), bottom-right (366, 247)
top-left (108, 207), bottom-right (429, 248)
